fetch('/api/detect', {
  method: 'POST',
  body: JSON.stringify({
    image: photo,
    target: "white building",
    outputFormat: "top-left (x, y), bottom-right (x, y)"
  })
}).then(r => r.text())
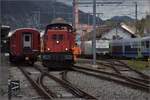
top-left (101, 26), bottom-right (136, 40)
top-left (83, 24), bottom-right (137, 41)
top-left (81, 24), bottom-right (137, 55)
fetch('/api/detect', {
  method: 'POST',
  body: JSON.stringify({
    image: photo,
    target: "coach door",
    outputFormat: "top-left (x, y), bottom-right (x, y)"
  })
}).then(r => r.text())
top-left (23, 33), bottom-right (32, 48)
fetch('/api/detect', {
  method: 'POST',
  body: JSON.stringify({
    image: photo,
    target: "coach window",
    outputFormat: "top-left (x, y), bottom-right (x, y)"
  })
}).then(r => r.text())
top-left (142, 41), bottom-right (145, 48)
top-left (146, 41), bottom-right (149, 48)
top-left (52, 34), bottom-right (63, 41)
top-left (130, 42), bottom-right (133, 48)
top-left (25, 35), bottom-right (29, 41)
top-left (131, 42), bottom-right (138, 48)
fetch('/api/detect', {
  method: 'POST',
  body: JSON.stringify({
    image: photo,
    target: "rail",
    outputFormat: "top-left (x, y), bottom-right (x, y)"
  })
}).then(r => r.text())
top-left (35, 64), bottom-right (98, 100)
top-left (72, 65), bottom-right (150, 93)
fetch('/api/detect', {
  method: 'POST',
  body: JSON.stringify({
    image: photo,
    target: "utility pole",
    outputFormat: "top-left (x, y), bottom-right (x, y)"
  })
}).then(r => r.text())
top-left (77, 1), bottom-right (122, 65)
top-left (33, 11), bottom-right (40, 28)
top-left (87, 12), bottom-right (90, 25)
top-left (134, 2), bottom-right (140, 58)
top-left (37, 11), bottom-right (40, 28)
top-left (96, 13), bottom-right (101, 26)
top-left (135, 2), bottom-right (138, 34)
top-left (53, 0), bottom-right (56, 19)
top-left (73, 0), bottom-right (79, 30)
top-left (93, 0), bottom-right (96, 65)
top-left (115, 23), bottom-right (118, 39)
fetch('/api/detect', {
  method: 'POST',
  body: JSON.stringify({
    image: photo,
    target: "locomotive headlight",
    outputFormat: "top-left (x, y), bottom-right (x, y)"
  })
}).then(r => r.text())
top-left (56, 41), bottom-right (59, 44)
top-left (47, 48), bottom-right (50, 51)
top-left (65, 48), bottom-right (68, 51)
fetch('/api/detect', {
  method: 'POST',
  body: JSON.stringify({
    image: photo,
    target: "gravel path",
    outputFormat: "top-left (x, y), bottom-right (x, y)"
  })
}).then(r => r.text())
top-left (67, 71), bottom-right (150, 100)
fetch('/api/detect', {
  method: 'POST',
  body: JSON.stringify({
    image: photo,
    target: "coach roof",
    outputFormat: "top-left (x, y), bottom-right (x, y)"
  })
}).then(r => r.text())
top-left (8, 28), bottom-right (39, 37)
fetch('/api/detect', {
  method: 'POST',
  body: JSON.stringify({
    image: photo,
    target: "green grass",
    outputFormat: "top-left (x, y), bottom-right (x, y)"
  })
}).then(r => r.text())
top-left (124, 60), bottom-right (150, 70)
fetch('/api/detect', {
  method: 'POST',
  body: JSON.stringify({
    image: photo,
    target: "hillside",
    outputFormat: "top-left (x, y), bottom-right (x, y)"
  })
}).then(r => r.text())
top-left (110, 16), bottom-right (134, 22)
top-left (104, 16), bottom-right (134, 27)
top-left (1, 0), bottom-right (103, 29)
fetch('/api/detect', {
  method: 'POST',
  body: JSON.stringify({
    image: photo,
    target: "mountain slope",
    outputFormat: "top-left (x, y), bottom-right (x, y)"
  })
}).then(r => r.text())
top-left (1, 0), bottom-right (103, 29)
top-left (109, 16), bottom-right (134, 23)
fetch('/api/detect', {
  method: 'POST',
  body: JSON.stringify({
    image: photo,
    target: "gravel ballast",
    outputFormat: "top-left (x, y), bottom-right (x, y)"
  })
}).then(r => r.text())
top-left (66, 71), bottom-right (150, 100)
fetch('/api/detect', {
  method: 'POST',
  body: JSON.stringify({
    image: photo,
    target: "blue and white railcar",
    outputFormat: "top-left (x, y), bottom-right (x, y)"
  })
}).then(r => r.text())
top-left (124, 38), bottom-right (142, 58)
top-left (111, 36), bottom-right (150, 58)
top-left (111, 38), bottom-right (142, 58)
top-left (110, 39), bottom-right (124, 57)
top-left (141, 36), bottom-right (150, 58)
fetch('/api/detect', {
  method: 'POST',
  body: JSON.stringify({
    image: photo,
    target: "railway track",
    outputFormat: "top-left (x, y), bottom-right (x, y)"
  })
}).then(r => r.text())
top-left (17, 60), bottom-right (149, 100)
top-left (36, 65), bottom-right (97, 100)
top-left (18, 67), bottom-right (54, 100)
top-left (18, 65), bottom-right (97, 100)
top-left (109, 59), bottom-right (150, 79)
top-left (72, 65), bottom-right (150, 93)
top-left (96, 61), bottom-right (150, 84)
top-left (101, 59), bottom-right (150, 83)
top-left (78, 58), bottom-right (150, 84)
top-left (35, 60), bottom-right (150, 93)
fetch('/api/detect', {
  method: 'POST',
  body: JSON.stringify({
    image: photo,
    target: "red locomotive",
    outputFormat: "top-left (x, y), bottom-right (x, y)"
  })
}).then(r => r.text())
top-left (41, 23), bottom-right (75, 69)
top-left (9, 28), bottom-right (40, 65)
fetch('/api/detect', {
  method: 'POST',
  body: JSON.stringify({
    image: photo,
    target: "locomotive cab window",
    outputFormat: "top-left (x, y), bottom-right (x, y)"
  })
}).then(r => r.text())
top-left (52, 34), bottom-right (63, 41)
top-left (52, 34), bottom-right (57, 40)
top-left (58, 34), bottom-right (63, 40)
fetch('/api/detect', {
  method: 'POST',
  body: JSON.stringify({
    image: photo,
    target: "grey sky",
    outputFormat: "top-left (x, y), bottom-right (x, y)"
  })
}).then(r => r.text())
top-left (3, 0), bottom-right (150, 20)
top-left (57, 0), bottom-right (150, 20)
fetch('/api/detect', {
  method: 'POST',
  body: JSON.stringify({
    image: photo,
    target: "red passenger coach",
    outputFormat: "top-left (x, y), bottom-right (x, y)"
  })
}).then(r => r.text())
top-left (9, 28), bottom-right (40, 65)
top-left (42, 23), bottom-right (75, 69)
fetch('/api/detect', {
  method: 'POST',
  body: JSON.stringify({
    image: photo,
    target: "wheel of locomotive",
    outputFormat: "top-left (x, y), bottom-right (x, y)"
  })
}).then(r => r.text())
top-left (66, 63), bottom-right (74, 70)
top-left (29, 60), bottom-right (34, 66)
